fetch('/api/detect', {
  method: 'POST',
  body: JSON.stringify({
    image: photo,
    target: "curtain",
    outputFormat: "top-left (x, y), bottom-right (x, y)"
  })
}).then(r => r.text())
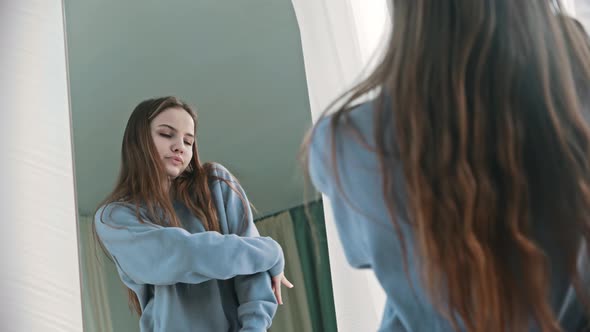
top-left (290, 0), bottom-right (389, 329)
top-left (256, 211), bottom-right (314, 332)
top-left (78, 215), bottom-right (114, 332)
top-left (576, 0), bottom-right (590, 31)
top-left (256, 201), bottom-right (337, 332)
top-left (289, 201), bottom-right (338, 332)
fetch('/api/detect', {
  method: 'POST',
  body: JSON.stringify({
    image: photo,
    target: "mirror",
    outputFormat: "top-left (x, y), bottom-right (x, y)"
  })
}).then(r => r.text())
top-left (64, 1), bottom-right (336, 331)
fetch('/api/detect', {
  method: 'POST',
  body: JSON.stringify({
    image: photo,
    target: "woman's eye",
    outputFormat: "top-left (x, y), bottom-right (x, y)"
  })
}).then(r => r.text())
top-left (160, 133), bottom-right (172, 138)
top-left (184, 141), bottom-right (193, 146)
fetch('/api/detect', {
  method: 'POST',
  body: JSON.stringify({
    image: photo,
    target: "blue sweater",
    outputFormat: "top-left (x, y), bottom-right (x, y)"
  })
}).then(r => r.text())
top-left (94, 164), bottom-right (284, 332)
top-left (308, 101), bottom-right (587, 331)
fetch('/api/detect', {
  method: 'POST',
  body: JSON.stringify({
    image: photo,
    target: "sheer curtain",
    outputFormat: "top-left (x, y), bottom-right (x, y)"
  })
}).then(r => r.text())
top-left (78, 215), bottom-right (114, 332)
top-left (575, 0), bottom-right (590, 30)
top-left (290, 0), bottom-right (389, 330)
top-left (563, 0), bottom-right (576, 15)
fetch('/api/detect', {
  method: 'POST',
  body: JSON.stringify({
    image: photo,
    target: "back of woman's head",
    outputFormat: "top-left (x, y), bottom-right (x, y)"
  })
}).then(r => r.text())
top-left (308, 1), bottom-right (590, 331)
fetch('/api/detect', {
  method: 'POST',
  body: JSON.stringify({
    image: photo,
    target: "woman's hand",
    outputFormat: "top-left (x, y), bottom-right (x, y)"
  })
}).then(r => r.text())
top-left (271, 272), bottom-right (294, 305)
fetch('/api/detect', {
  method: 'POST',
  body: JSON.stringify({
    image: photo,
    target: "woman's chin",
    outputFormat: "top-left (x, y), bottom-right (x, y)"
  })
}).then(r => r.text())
top-left (165, 167), bottom-right (183, 179)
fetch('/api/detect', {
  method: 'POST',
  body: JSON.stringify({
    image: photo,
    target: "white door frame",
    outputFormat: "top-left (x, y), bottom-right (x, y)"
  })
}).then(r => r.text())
top-left (0, 1), bottom-right (83, 331)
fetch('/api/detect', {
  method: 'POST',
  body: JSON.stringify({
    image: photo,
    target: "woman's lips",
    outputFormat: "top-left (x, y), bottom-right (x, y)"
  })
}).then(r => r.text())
top-left (167, 156), bottom-right (183, 165)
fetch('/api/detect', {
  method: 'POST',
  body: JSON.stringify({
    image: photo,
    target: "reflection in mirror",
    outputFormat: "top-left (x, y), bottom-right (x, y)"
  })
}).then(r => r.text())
top-left (64, 1), bottom-right (336, 331)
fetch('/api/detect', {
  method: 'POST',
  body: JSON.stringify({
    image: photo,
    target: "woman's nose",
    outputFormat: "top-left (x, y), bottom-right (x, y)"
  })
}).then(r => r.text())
top-left (171, 141), bottom-right (184, 154)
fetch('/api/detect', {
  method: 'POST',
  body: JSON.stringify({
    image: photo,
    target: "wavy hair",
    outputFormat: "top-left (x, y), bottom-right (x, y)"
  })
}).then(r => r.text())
top-left (303, 1), bottom-right (590, 331)
top-left (96, 96), bottom-right (246, 315)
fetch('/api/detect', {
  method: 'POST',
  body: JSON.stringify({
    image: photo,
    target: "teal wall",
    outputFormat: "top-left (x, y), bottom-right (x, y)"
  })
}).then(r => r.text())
top-left (64, 0), bottom-right (312, 217)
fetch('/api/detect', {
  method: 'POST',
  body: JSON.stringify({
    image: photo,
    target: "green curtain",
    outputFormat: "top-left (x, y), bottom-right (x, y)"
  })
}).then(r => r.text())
top-left (256, 212), bottom-right (314, 332)
top-left (256, 200), bottom-right (337, 332)
top-left (289, 200), bottom-right (337, 332)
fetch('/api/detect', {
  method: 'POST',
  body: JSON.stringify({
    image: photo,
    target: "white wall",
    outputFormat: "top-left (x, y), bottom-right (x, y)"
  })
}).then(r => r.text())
top-left (0, 1), bottom-right (83, 331)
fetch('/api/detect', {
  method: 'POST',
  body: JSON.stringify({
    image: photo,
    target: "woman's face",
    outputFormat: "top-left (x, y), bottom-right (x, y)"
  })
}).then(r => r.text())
top-left (150, 107), bottom-right (195, 179)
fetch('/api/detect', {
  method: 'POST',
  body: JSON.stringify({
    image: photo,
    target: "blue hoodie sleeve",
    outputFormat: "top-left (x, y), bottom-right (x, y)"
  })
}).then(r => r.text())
top-left (210, 164), bottom-right (281, 332)
top-left (94, 203), bottom-right (284, 286)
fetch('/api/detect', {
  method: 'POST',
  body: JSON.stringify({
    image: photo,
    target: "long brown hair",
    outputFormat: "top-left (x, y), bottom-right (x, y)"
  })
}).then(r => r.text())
top-left (303, 1), bottom-right (590, 331)
top-left (95, 96), bottom-right (237, 315)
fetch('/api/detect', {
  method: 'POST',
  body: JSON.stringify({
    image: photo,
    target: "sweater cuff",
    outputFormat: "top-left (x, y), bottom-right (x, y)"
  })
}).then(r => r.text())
top-left (238, 304), bottom-right (275, 332)
top-left (268, 244), bottom-right (285, 277)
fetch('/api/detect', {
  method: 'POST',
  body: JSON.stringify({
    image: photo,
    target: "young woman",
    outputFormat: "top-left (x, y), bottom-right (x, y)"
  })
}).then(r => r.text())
top-left (305, 1), bottom-right (590, 331)
top-left (94, 96), bottom-right (292, 331)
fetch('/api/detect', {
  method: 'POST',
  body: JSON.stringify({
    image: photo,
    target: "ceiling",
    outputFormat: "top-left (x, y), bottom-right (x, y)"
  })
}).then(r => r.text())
top-left (64, 0), bottom-right (312, 217)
